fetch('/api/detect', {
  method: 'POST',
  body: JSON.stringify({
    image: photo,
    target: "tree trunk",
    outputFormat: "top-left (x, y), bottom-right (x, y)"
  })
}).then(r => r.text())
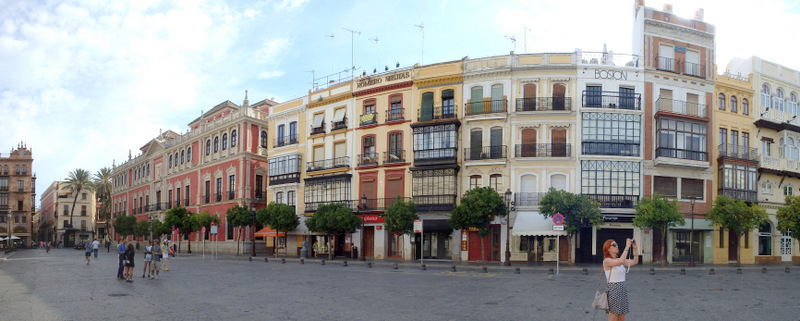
top-left (661, 225), bottom-right (668, 267)
top-left (187, 233), bottom-right (192, 254)
top-left (735, 231), bottom-right (742, 266)
top-left (236, 227), bottom-right (241, 255)
top-left (273, 236), bottom-right (277, 258)
top-left (69, 187), bottom-right (81, 228)
top-left (567, 234), bottom-right (573, 266)
top-left (480, 232), bottom-right (486, 268)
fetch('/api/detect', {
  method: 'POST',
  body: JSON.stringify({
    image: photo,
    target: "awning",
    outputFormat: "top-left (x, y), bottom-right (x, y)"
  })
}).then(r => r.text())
top-left (512, 212), bottom-right (567, 237)
top-left (333, 108), bottom-right (346, 122)
top-left (255, 227), bottom-right (286, 238)
top-left (312, 113), bottom-right (325, 128)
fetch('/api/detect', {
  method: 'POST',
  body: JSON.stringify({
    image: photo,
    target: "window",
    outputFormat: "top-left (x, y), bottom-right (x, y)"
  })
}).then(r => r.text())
top-left (268, 154), bottom-right (302, 184)
top-left (759, 222), bottom-right (772, 255)
top-left (204, 180), bottom-right (211, 203)
top-left (762, 181), bottom-right (773, 195)
top-left (413, 124), bottom-right (458, 159)
top-left (657, 118), bottom-right (708, 161)
top-left (169, 155), bottom-right (173, 168)
top-left (581, 113), bottom-right (641, 156)
top-left (176, 187), bottom-right (181, 206)
top-left (362, 136), bottom-right (376, 164)
top-left (255, 175), bottom-right (264, 199)
top-left (585, 85), bottom-right (602, 107)
top-left (362, 100), bottom-right (376, 125)
top-left (775, 89), bottom-right (785, 112)
top-left (654, 176), bottom-right (677, 197)
top-left (277, 124), bottom-right (286, 144)
top-left (17, 180), bottom-right (23, 191)
top-left (222, 133), bottom-right (228, 150)
top-left (206, 140), bottom-right (211, 155)
top-left (581, 161), bottom-right (640, 198)
top-left (658, 44), bottom-right (675, 72)
top-left (276, 191), bottom-right (284, 204)
top-left (730, 96), bottom-right (738, 113)
top-left (718, 93), bottom-right (725, 110)
top-left (180, 150), bottom-right (185, 164)
top-left (389, 95), bottom-right (403, 121)
top-left (231, 130), bottom-right (238, 147)
top-left (216, 177), bottom-right (222, 202)
top-left (81, 205), bottom-right (87, 216)
top-left (420, 92), bottom-right (435, 121)
top-left (719, 128), bottom-right (727, 148)
top-left (469, 175), bottom-right (481, 190)
top-left (784, 186), bottom-right (793, 196)
top-left (682, 178), bottom-right (704, 199)
top-left (791, 93), bottom-right (799, 116)
top-left (82, 192), bottom-right (87, 200)
top-left (742, 132), bottom-right (749, 151)
top-left (187, 147), bottom-right (192, 162)
top-left (490, 174), bottom-right (502, 192)
top-left (720, 163), bottom-right (757, 194)
top-left (763, 140), bottom-right (772, 157)
top-left (742, 99), bottom-right (749, 115)
top-left (287, 191), bottom-right (295, 206)
top-left (442, 90), bottom-right (455, 116)
top-left (214, 136), bottom-right (219, 152)
top-left (304, 175), bottom-right (352, 211)
top-left (411, 168), bottom-right (458, 208)
top-left (228, 175), bottom-right (236, 200)
top-left (289, 121), bottom-right (298, 143)
top-left (260, 130), bottom-right (268, 148)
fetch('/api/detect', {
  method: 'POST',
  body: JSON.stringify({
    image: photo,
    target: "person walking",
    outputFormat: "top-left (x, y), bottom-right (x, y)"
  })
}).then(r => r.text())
top-left (142, 241), bottom-right (153, 278)
top-left (161, 240), bottom-right (170, 271)
top-left (45, 241), bottom-right (50, 254)
top-left (116, 239), bottom-right (126, 280)
top-left (602, 238), bottom-right (639, 321)
top-left (84, 241), bottom-right (92, 265)
top-left (92, 239), bottom-right (100, 258)
top-left (106, 240), bottom-right (111, 253)
top-left (150, 239), bottom-right (162, 280)
top-left (123, 242), bottom-right (135, 283)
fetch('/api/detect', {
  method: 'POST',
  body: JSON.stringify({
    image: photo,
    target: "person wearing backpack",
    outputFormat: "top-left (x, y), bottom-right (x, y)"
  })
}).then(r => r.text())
top-left (150, 239), bottom-right (162, 280)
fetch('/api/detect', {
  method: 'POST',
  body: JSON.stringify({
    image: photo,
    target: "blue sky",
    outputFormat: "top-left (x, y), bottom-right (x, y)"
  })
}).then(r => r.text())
top-left (2, 0), bottom-right (800, 206)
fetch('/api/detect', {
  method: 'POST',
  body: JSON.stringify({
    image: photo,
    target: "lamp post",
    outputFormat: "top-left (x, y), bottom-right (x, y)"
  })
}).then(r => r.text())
top-left (6, 211), bottom-right (11, 250)
top-left (250, 207), bottom-right (256, 257)
top-left (358, 194), bottom-right (367, 261)
top-left (504, 189), bottom-right (513, 266)
top-left (689, 198), bottom-right (696, 267)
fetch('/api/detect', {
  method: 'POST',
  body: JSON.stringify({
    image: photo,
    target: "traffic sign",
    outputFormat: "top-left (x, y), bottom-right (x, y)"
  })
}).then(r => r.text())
top-left (210, 222), bottom-right (216, 227)
top-left (201, 226), bottom-right (207, 234)
top-left (210, 225), bottom-right (218, 235)
top-left (413, 219), bottom-right (423, 233)
top-left (553, 225), bottom-right (565, 231)
top-left (553, 213), bottom-right (565, 225)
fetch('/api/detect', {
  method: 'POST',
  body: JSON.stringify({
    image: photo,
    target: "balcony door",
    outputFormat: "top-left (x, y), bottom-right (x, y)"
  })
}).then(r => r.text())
top-left (523, 84), bottom-right (537, 111)
top-left (470, 87), bottom-right (483, 115)
top-left (359, 173), bottom-right (377, 211)
top-left (552, 84), bottom-right (566, 110)
top-left (521, 129), bottom-right (537, 157)
top-left (490, 127), bottom-right (503, 158)
top-left (470, 129), bottom-right (483, 160)
top-left (385, 172), bottom-right (404, 208)
top-left (491, 84), bottom-right (504, 113)
top-left (551, 129), bottom-right (567, 157)
top-left (388, 132), bottom-right (402, 161)
top-left (420, 92), bottom-right (434, 121)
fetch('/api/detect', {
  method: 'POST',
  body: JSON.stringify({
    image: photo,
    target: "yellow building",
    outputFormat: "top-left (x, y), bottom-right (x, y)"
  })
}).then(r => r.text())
top-left (712, 65), bottom-right (757, 264)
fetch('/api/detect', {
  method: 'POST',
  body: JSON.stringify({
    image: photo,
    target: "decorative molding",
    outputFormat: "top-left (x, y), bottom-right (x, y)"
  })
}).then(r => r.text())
top-left (643, 19), bottom-right (714, 47)
top-left (548, 123), bottom-right (571, 129)
top-left (518, 124), bottom-right (541, 130)
top-left (307, 92), bottom-right (352, 109)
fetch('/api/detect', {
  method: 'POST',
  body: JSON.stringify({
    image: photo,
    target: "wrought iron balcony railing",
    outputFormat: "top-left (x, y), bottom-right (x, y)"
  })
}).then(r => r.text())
top-left (465, 100), bottom-right (507, 116)
top-left (304, 200), bottom-right (355, 213)
top-left (464, 145), bottom-right (507, 161)
top-left (386, 108), bottom-right (405, 122)
top-left (310, 123), bottom-right (326, 135)
top-left (586, 194), bottom-right (638, 208)
top-left (515, 192), bottom-right (546, 208)
top-left (383, 150), bottom-right (407, 164)
top-left (274, 134), bottom-right (299, 148)
top-left (417, 105), bottom-right (457, 122)
top-left (357, 153), bottom-right (379, 167)
top-left (331, 118), bottom-right (347, 131)
top-left (307, 156), bottom-right (350, 172)
top-left (514, 97), bottom-right (572, 112)
top-left (718, 144), bottom-right (758, 162)
top-left (514, 143), bottom-right (571, 158)
top-left (581, 91), bottom-right (641, 110)
top-left (360, 112), bottom-right (378, 126)
top-left (656, 98), bottom-right (708, 118)
top-left (718, 188), bottom-right (758, 202)
top-left (356, 197), bottom-right (413, 212)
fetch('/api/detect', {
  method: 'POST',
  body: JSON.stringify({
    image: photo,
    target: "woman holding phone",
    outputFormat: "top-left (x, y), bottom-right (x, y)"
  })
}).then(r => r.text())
top-left (602, 238), bottom-right (639, 321)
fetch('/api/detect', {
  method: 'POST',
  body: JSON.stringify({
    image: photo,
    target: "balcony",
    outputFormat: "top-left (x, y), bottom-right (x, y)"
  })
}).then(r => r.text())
top-left (386, 108), bottom-right (405, 122)
top-left (656, 98), bottom-right (708, 118)
top-left (514, 97), bottom-right (572, 112)
top-left (656, 56), bottom-right (676, 73)
top-left (656, 56), bottom-right (706, 78)
top-left (215, 193), bottom-right (222, 202)
top-left (254, 191), bottom-right (265, 202)
top-left (0, 186), bottom-right (6, 191)
top-left (383, 150), bottom-right (407, 164)
top-left (307, 156), bottom-right (350, 172)
top-left (304, 200), bottom-right (355, 213)
top-left (656, 147), bottom-right (708, 162)
top-left (582, 91), bottom-right (641, 110)
top-left (586, 194), bottom-right (638, 208)
top-left (514, 144), bottom-right (571, 158)
top-left (274, 134), bottom-right (299, 148)
top-left (464, 145), bottom-right (507, 161)
top-left (413, 147), bottom-right (458, 165)
top-left (413, 195), bottom-right (457, 212)
top-left (356, 197), bottom-right (412, 212)
top-left (360, 112), bottom-right (378, 126)
top-left (718, 144), bottom-right (758, 162)
top-left (515, 192), bottom-right (546, 208)
top-left (331, 118), bottom-right (347, 131)
top-left (184, 198), bottom-right (190, 206)
top-left (310, 124), bottom-right (326, 135)
top-left (417, 105), bottom-right (457, 122)
top-left (684, 61), bottom-right (705, 78)
top-left (357, 153), bottom-right (379, 167)
top-left (465, 100), bottom-right (507, 116)
top-left (144, 203), bottom-right (168, 212)
top-left (582, 142), bottom-right (640, 157)
top-left (718, 188), bottom-right (758, 203)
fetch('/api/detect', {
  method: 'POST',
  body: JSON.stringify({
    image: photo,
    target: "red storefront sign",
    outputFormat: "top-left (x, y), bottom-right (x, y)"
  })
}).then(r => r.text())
top-left (360, 214), bottom-right (385, 223)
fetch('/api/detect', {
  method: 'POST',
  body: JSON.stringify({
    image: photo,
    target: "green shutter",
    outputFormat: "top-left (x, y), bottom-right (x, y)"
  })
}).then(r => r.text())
top-left (421, 92), bottom-right (434, 121)
top-left (471, 87), bottom-right (483, 114)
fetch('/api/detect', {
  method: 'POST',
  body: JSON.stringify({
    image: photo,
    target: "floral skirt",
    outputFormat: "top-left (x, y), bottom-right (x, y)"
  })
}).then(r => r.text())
top-left (607, 281), bottom-right (629, 315)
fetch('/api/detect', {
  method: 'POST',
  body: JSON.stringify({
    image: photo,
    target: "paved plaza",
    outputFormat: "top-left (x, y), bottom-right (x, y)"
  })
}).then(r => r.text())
top-left (1, 248), bottom-right (799, 320)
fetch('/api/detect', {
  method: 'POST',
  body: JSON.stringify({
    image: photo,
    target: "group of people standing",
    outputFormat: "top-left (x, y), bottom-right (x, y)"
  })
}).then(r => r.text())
top-left (116, 238), bottom-right (172, 283)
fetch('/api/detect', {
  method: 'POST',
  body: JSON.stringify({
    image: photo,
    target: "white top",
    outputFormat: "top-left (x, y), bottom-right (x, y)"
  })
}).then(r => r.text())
top-left (604, 264), bottom-right (626, 283)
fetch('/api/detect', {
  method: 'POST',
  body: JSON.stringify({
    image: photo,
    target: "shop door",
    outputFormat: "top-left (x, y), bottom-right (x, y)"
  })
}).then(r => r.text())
top-left (728, 230), bottom-right (738, 262)
top-left (468, 231), bottom-right (492, 261)
top-left (491, 226), bottom-right (501, 261)
top-left (364, 226), bottom-right (374, 258)
top-left (559, 236), bottom-right (569, 262)
top-left (781, 234), bottom-right (792, 261)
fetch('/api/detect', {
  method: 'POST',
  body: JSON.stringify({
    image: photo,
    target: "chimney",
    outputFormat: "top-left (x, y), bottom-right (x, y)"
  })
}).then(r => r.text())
top-left (694, 8), bottom-right (704, 21)
top-left (663, 3), bottom-right (673, 12)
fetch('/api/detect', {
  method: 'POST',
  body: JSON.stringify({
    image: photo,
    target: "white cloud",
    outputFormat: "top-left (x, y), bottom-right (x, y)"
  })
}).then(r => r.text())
top-left (276, 0), bottom-right (309, 11)
top-left (258, 71), bottom-right (286, 79)
top-left (253, 38), bottom-right (291, 63)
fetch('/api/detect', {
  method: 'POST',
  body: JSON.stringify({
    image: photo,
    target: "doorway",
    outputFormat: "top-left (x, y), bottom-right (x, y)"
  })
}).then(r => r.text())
top-left (728, 230), bottom-right (738, 263)
top-left (781, 234), bottom-right (792, 262)
top-left (363, 226), bottom-right (374, 258)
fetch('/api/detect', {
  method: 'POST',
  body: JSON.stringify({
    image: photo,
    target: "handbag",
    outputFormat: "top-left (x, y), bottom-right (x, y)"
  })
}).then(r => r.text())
top-left (592, 264), bottom-right (612, 310)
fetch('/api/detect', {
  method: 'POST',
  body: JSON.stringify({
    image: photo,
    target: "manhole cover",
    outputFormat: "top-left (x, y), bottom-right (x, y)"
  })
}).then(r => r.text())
top-left (108, 293), bottom-right (129, 297)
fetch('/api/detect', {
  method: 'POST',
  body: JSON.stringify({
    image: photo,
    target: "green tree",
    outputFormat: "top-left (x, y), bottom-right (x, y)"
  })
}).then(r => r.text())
top-left (191, 211), bottom-right (219, 242)
top-left (164, 206), bottom-right (193, 253)
top-left (707, 195), bottom-right (768, 266)
top-left (539, 187), bottom-right (603, 266)
top-left (258, 202), bottom-right (300, 257)
top-left (92, 167), bottom-right (112, 240)
top-left (632, 193), bottom-right (683, 267)
top-left (134, 219), bottom-right (150, 245)
top-left (113, 215), bottom-right (136, 239)
top-left (226, 205), bottom-right (252, 255)
top-left (384, 197), bottom-right (418, 235)
top-left (305, 203), bottom-right (362, 260)
top-left (449, 187), bottom-right (507, 267)
top-left (778, 196), bottom-right (800, 240)
top-left (64, 169), bottom-right (95, 245)
top-left (150, 219), bottom-right (170, 240)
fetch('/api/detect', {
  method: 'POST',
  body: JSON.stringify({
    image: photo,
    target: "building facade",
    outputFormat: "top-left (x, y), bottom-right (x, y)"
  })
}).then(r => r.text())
top-left (39, 180), bottom-right (95, 246)
top-left (1, 143), bottom-right (36, 248)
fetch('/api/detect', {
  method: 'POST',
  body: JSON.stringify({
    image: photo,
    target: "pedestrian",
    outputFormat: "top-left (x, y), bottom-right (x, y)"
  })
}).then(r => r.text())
top-left (92, 239), bottom-right (100, 258)
top-left (116, 239), bottom-right (126, 280)
top-left (84, 241), bottom-right (93, 265)
top-left (142, 241), bottom-right (152, 278)
top-left (124, 242), bottom-right (135, 283)
top-left (150, 239), bottom-right (162, 280)
top-left (161, 240), bottom-right (169, 271)
top-left (46, 241), bottom-right (50, 254)
top-left (602, 238), bottom-right (639, 321)
top-left (106, 240), bottom-right (111, 253)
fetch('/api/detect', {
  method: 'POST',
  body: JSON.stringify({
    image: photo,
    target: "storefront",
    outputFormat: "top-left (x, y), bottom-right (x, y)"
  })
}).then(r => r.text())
top-left (668, 218), bottom-right (713, 264)
top-left (511, 212), bottom-right (568, 262)
top-left (414, 218), bottom-right (452, 260)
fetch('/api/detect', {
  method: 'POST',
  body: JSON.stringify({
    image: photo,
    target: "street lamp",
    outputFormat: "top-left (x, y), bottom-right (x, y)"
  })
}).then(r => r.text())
top-left (504, 189), bottom-right (513, 266)
top-left (689, 197), bottom-right (696, 267)
top-left (250, 207), bottom-right (256, 257)
top-left (6, 211), bottom-right (11, 250)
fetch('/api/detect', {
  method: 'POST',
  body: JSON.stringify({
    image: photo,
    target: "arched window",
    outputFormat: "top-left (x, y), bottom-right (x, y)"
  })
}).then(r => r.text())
top-left (758, 222), bottom-right (772, 255)
top-left (790, 93), bottom-right (798, 116)
top-left (147, 164), bottom-right (150, 175)
top-left (222, 133), bottom-right (228, 150)
top-left (169, 155), bottom-right (173, 168)
top-left (489, 174), bottom-right (503, 192)
top-left (231, 130), bottom-right (238, 147)
top-left (260, 130), bottom-right (268, 148)
top-left (718, 93), bottom-right (726, 110)
top-left (180, 150), bottom-right (185, 164)
top-left (187, 147), bottom-right (192, 161)
top-left (174, 152), bottom-right (179, 166)
top-left (206, 140), bottom-right (211, 155)
top-left (730, 96), bottom-right (738, 113)
top-left (761, 84), bottom-right (771, 109)
top-left (550, 174), bottom-right (567, 191)
top-left (214, 136), bottom-right (219, 152)
top-left (780, 138), bottom-right (785, 158)
top-left (742, 99), bottom-right (749, 115)
top-left (776, 89), bottom-right (786, 112)
top-left (469, 175), bottom-right (482, 190)
top-left (787, 137), bottom-right (795, 160)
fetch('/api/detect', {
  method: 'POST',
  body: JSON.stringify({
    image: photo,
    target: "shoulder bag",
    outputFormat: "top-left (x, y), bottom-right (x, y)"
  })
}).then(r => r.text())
top-left (592, 263), bottom-right (612, 310)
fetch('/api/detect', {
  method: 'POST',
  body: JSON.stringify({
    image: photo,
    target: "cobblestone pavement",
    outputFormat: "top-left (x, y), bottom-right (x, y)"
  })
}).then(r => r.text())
top-left (1, 248), bottom-right (799, 321)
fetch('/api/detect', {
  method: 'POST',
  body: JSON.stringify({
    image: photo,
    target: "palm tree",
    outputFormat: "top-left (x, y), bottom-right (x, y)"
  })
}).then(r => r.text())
top-left (93, 167), bottom-right (112, 239)
top-left (64, 169), bottom-right (95, 231)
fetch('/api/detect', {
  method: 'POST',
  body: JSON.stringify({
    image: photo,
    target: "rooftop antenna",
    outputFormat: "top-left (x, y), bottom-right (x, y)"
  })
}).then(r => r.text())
top-left (370, 37), bottom-right (381, 71)
top-left (414, 23), bottom-right (424, 64)
top-left (343, 28), bottom-right (361, 79)
top-left (523, 26), bottom-right (531, 53)
top-left (505, 35), bottom-right (517, 53)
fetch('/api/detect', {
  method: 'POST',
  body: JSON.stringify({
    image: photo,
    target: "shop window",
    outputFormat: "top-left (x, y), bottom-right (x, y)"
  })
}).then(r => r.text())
top-left (758, 223), bottom-right (772, 255)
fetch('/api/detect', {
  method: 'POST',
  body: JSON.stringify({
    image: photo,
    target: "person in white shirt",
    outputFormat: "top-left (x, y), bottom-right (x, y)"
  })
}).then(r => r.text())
top-left (602, 238), bottom-right (639, 321)
top-left (92, 239), bottom-right (100, 258)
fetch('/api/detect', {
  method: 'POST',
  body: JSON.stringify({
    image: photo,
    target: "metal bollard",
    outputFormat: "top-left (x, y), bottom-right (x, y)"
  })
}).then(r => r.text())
top-left (736, 267), bottom-right (742, 274)
top-left (515, 267), bottom-right (521, 274)
top-left (299, 258), bottom-right (304, 264)
top-left (786, 266), bottom-right (790, 273)
top-left (762, 267), bottom-right (767, 273)
top-left (482, 266), bottom-right (488, 273)
top-left (343, 260), bottom-right (348, 267)
top-left (248, 257), bottom-right (252, 262)
top-left (709, 268), bottom-right (715, 275)
top-left (649, 268), bottom-right (655, 275)
top-left (367, 262), bottom-right (372, 268)
top-left (281, 258), bottom-right (286, 264)
top-left (420, 264), bottom-right (426, 271)
top-left (264, 257), bottom-right (269, 263)
top-left (582, 268), bottom-right (588, 275)
top-left (393, 263), bottom-right (398, 270)
top-left (321, 259), bottom-right (325, 265)
top-left (451, 265), bottom-right (457, 272)
top-left (680, 268), bottom-right (686, 275)
top-left (548, 268), bottom-right (554, 275)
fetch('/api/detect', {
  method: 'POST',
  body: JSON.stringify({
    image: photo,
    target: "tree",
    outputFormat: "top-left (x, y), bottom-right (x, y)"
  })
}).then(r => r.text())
top-left (134, 219), bottom-right (150, 244)
top-left (226, 205), bottom-right (252, 255)
top-left (92, 167), bottom-right (112, 240)
top-left (632, 193), bottom-right (683, 267)
top-left (539, 187), bottom-right (603, 266)
top-left (113, 215), bottom-right (136, 240)
top-left (164, 206), bottom-right (193, 253)
top-left (258, 202), bottom-right (300, 257)
top-left (449, 187), bottom-right (507, 267)
top-left (150, 219), bottom-right (170, 240)
top-left (384, 197), bottom-right (418, 235)
top-left (305, 203), bottom-right (362, 260)
top-left (707, 195), bottom-right (768, 266)
top-left (191, 211), bottom-right (219, 242)
top-left (778, 196), bottom-right (800, 240)
top-left (64, 169), bottom-right (95, 245)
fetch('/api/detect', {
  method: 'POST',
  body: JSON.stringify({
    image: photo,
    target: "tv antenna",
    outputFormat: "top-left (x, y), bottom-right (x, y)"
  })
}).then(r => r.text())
top-left (343, 28), bottom-right (361, 79)
top-left (370, 37), bottom-right (381, 71)
top-left (505, 35), bottom-right (517, 53)
top-left (523, 26), bottom-right (531, 53)
top-left (415, 23), bottom-right (424, 64)
top-left (305, 70), bottom-right (316, 90)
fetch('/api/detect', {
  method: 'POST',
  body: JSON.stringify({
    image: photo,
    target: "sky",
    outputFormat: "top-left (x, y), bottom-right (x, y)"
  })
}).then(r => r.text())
top-left (2, 0), bottom-right (800, 207)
